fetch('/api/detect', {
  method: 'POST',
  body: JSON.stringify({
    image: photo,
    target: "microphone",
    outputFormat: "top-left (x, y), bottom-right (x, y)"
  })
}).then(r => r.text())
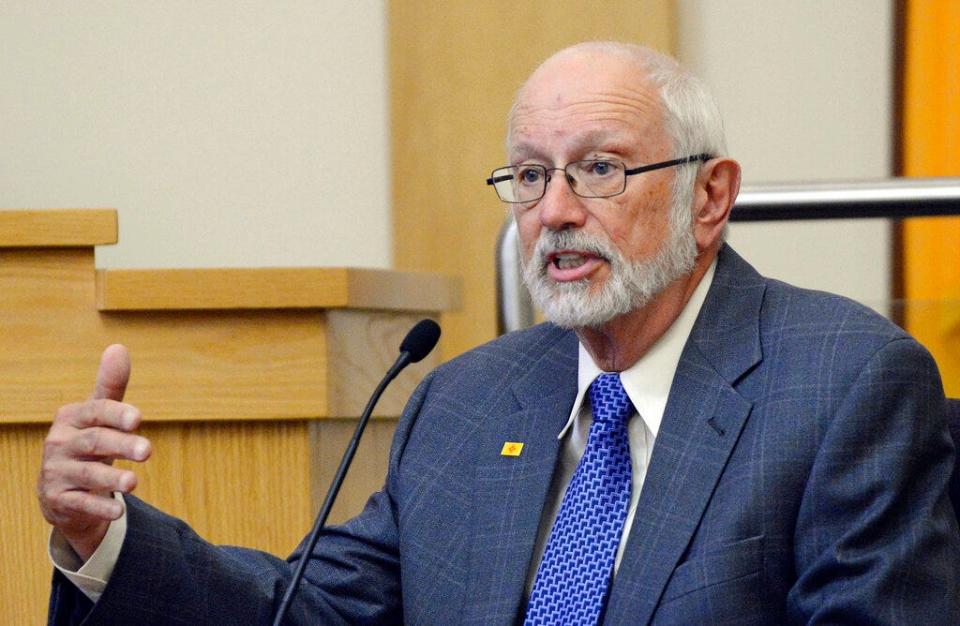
top-left (399, 319), bottom-right (442, 364)
top-left (272, 319), bottom-right (441, 625)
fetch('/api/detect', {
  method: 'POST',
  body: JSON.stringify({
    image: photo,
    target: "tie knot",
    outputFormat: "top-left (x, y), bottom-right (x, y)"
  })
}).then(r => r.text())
top-left (588, 372), bottom-right (634, 427)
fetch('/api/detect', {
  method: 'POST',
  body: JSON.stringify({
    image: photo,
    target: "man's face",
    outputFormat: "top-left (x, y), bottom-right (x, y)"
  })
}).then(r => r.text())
top-left (509, 51), bottom-right (697, 328)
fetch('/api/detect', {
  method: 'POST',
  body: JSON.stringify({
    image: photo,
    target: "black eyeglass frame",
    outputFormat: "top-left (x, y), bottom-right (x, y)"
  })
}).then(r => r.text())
top-left (485, 153), bottom-right (714, 204)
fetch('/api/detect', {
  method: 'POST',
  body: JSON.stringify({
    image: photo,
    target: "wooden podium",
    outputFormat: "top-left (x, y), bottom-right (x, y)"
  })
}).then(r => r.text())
top-left (0, 209), bottom-right (460, 624)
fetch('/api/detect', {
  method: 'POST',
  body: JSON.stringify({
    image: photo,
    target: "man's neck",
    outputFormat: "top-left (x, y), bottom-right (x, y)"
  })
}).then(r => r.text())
top-left (575, 248), bottom-right (717, 372)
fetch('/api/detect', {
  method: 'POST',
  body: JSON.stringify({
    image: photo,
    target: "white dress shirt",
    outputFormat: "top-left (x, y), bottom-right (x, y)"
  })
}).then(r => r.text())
top-left (52, 260), bottom-right (717, 605)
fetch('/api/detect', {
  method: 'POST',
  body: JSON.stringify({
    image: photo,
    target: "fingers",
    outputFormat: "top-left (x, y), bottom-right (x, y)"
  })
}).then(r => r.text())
top-left (57, 491), bottom-right (125, 521)
top-left (90, 344), bottom-right (131, 402)
top-left (42, 458), bottom-right (139, 498)
top-left (38, 450), bottom-right (139, 531)
top-left (46, 410), bottom-right (151, 465)
top-left (39, 421), bottom-right (148, 532)
top-left (64, 426), bottom-right (151, 463)
top-left (57, 399), bottom-right (142, 431)
top-left (42, 489), bottom-right (124, 528)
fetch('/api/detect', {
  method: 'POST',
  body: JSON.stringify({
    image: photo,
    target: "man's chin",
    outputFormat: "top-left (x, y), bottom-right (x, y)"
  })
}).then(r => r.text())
top-left (524, 267), bottom-right (630, 329)
top-left (536, 290), bottom-right (624, 330)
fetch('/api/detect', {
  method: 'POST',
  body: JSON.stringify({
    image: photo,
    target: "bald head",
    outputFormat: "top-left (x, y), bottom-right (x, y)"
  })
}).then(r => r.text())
top-left (508, 42), bottom-right (727, 165)
top-left (510, 43), bottom-right (675, 130)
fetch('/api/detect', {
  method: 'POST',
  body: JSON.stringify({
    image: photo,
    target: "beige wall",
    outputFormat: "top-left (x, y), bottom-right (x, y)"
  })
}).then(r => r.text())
top-left (2, 1), bottom-right (895, 308)
top-left (2, 2), bottom-right (896, 302)
top-left (677, 0), bottom-right (893, 308)
top-left (0, 1), bottom-right (391, 270)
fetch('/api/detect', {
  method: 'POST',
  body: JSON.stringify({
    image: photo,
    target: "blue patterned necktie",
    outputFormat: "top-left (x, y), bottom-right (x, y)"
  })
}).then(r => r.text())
top-left (524, 372), bottom-right (634, 626)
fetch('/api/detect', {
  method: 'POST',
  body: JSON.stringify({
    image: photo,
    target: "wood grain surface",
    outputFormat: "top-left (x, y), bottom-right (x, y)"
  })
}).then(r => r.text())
top-left (0, 209), bottom-right (117, 247)
top-left (2, 253), bottom-right (455, 424)
top-left (97, 266), bottom-right (461, 312)
top-left (1, 424), bottom-right (52, 624)
top-left (325, 310), bottom-right (439, 418)
top-left (0, 248), bottom-right (330, 424)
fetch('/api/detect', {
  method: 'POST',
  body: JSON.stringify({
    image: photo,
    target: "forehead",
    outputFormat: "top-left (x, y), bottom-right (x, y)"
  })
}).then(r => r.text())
top-left (509, 51), bottom-right (669, 160)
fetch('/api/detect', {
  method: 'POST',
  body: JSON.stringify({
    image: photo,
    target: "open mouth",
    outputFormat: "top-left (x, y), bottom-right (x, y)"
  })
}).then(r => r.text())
top-left (552, 252), bottom-right (591, 270)
top-left (545, 250), bottom-right (606, 281)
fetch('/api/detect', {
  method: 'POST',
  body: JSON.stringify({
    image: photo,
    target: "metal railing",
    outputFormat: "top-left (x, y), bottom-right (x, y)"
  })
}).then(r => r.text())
top-left (496, 177), bottom-right (960, 334)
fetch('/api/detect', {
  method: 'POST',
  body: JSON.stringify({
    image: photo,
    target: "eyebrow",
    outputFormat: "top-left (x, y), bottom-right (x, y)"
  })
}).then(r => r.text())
top-left (509, 142), bottom-right (549, 163)
top-left (570, 129), bottom-right (622, 150)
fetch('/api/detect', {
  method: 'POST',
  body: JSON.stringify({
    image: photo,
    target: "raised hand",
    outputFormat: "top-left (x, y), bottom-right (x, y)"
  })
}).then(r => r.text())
top-left (37, 344), bottom-right (152, 561)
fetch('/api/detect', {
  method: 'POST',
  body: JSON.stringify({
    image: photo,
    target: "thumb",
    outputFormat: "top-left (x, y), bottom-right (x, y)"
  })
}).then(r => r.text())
top-left (90, 344), bottom-right (132, 401)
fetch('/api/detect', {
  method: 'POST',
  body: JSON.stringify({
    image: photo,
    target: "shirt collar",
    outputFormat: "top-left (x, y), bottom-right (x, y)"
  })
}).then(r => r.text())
top-left (558, 257), bottom-right (717, 439)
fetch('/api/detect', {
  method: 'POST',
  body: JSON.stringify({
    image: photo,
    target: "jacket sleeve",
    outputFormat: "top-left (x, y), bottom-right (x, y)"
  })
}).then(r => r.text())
top-left (787, 337), bottom-right (960, 624)
top-left (48, 371), bottom-right (437, 626)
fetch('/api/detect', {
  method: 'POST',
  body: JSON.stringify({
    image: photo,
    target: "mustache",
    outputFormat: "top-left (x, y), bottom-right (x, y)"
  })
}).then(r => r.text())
top-left (530, 230), bottom-right (616, 266)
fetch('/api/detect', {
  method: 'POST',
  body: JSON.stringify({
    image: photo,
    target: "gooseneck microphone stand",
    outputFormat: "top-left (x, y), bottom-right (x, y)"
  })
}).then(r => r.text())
top-left (272, 319), bottom-right (441, 625)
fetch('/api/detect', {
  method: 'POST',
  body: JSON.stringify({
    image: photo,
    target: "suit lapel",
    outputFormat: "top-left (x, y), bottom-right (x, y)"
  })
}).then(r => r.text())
top-left (460, 330), bottom-right (578, 625)
top-left (604, 246), bottom-right (766, 625)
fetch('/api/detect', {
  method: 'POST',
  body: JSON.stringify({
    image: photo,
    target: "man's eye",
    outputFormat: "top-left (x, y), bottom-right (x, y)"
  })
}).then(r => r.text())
top-left (519, 167), bottom-right (543, 184)
top-left (590, 161), bottom-right (613, 176)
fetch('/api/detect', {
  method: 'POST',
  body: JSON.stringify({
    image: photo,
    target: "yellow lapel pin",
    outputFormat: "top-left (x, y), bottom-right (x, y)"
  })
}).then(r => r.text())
top-left (500, 441), bottom-right (524, 457)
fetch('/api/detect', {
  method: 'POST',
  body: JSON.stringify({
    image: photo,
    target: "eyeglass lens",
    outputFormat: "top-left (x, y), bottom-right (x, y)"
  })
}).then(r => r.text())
top-left (491, 160), bottom-right (626, 203)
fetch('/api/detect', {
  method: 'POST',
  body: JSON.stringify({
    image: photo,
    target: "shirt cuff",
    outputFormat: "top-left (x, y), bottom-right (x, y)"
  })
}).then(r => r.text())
top-left (48, 492), bottom-right (128, 603)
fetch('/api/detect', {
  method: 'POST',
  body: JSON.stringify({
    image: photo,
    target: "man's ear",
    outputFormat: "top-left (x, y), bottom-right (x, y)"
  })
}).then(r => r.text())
top-left (692, 157), bottom-right (741, 250)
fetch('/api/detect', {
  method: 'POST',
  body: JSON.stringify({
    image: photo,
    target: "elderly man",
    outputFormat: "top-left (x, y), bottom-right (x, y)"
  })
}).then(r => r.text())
top-left (42, 42), bottom-right (959, 624)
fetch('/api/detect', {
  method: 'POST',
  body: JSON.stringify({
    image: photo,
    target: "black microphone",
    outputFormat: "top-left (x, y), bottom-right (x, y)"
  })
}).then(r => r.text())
top-left (272, 319), bottom-right (441, 625)
top-left (399, 319), bottom-right (442, 364)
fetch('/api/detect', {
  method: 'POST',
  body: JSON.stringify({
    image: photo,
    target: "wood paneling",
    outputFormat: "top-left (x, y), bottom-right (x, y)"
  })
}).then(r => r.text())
top-left (389, 0), bottom-right (675, 358)
top-left (0, 209), bottom-right (117, 247)
top-left (1, 424), bottom-right (53, 624)
top-left (325, 310), bottom-right (437, 418)
top-left (310, 418), bottom-right (397, 525)
top-left (0, 247), bottom-right (330, 424)
top-left (1, 247), bottom-right (124, 424)
top-left (113, 421), bottom-right (315, 552)
top-left (102, 309), bottom-right (329, 423)
top-left (2, 253), bottom-right (460, 424)
top-left (1, 209), bottom-right (458, 622)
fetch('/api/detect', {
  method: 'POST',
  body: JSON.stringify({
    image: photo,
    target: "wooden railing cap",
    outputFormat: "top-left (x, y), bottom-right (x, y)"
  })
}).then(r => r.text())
top-left (0, 209), bottom-right (118, 247)
top-left (97, 266), bottom-right (462, 312)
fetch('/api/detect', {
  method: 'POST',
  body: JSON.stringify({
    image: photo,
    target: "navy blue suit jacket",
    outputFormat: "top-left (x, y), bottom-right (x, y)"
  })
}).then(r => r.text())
top-left (51, 245), bottom-right (960, 624)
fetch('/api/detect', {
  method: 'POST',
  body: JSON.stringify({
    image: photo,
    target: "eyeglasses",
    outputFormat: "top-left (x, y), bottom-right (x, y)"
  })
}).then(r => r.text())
top-left (485, 153), bottom-right (712, 204)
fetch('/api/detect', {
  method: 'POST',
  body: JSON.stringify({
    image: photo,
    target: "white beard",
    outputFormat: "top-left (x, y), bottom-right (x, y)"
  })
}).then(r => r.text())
top-left (520, 214), bottom-right (698, 329)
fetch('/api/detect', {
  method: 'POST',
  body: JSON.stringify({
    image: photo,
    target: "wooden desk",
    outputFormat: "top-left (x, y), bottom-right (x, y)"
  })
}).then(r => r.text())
top-left (0, 209), bottom-right (460, 624)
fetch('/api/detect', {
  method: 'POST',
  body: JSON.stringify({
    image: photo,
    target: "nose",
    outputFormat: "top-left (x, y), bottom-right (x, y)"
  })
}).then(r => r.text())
top-left (537, 169), bottom-right (588, 231)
